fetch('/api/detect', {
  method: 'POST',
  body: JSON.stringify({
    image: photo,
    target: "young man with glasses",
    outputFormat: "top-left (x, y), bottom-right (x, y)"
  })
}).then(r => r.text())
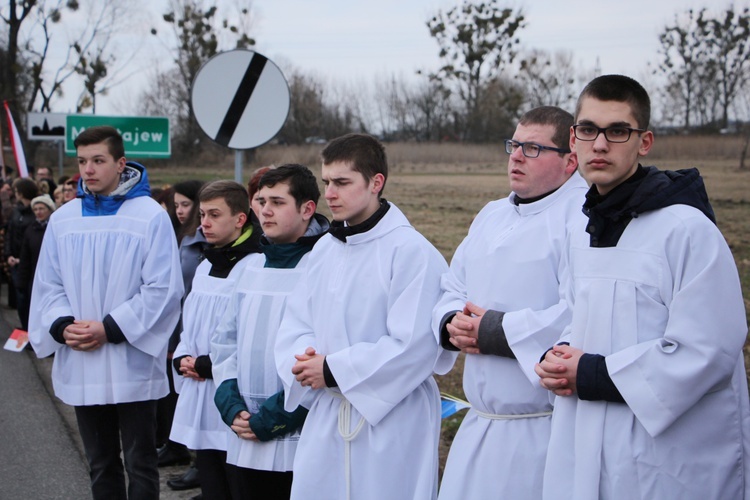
top-left (536, 74), bottom-right (750, 499)
top-left (433, 106), bottom-right (587, 499)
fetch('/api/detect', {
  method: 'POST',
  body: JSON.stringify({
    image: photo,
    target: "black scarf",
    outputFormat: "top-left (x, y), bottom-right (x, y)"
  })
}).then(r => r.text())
top-left (328, 199), bottom-right (390, 242)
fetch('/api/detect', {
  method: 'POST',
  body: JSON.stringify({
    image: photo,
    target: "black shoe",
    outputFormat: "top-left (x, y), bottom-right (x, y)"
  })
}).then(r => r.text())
top-left (157, 442), bottom-right (191, 467)
top-left (167, 465), bottom-right (201, 491)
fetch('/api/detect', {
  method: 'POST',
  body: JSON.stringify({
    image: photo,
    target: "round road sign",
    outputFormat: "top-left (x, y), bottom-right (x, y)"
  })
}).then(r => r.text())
top-left (191, 49), bottom-right (290, 149)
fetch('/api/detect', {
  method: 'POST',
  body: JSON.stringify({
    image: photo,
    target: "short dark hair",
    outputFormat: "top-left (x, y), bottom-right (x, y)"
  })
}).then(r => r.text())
top-left (173, 179), bottom-right (205, 203)
top-left (14, 177), bottom-right (40, 201)
top-left (199, 180), bottom-right (249, 216)
top-left (518, 106), bottom-right (574, 152)
top-left (258, 163), bottom-right (320, 208)
top-left (248, 166), bottom-right (273, 199)
top-left (321, 133), bottom-right (388, 196)
top-left (73, 126), bottom-right (125, 160)
top-left (575, 74), bottom-right (651, 130)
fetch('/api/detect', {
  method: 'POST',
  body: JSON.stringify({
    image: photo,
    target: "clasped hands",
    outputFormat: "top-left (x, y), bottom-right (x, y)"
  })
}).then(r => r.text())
top-left (178, 356), bottom-right (205, 381)
top-left (64, 320), bottom-right (107, 352)
top-left (291, 347), bottom-right (326, 389)
top-left (446, 301), bottom-right (486, 354)
top-left (232, 410), bottom-right (257, 441)
top-left (534, 344), bottom-right (584, 397)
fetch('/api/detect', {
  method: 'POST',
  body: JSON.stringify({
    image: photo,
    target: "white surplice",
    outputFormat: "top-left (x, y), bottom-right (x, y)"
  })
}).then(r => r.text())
top-left (544, 204), bottom-right (750, 500)
top-left (276, 203), bottom-right (448, 500)
top-left (433, 172), bottom-right (588, 500)
top-left (170, 257), bottom-right (252, 450)
top-left (211, 252), bottom-right (309, 471)
top-left (28, 196), bottom-right (183, 405)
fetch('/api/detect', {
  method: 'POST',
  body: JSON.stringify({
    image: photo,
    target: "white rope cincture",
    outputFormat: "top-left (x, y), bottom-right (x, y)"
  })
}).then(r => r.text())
top-left (473, 409), bottom-right (552, 420)
top-left (327, 389), bottom-right (366, 500)
top-left (441, 392), bottom-right (551, 420)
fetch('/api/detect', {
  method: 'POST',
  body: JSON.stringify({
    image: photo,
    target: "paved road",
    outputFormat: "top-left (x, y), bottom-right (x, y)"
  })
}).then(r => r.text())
top-left (0, 321), bottom-right (90, 499)
top-left (0, 298), bottom-right (199, 499)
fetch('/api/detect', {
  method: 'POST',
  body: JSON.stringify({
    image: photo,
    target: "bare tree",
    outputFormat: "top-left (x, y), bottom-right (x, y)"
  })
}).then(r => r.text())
top-left (0, 0), bottom-right (132, 113)
top-left (700, 6), bottom-right (750, 129)
top-left (426, 0), bottom-right (525, 141)
top-left (146, 0), bottom-right (255, 158)
top-left (516, 49), bottom-right (578, 111)
top-left (72, 1), bottom-right (138, 113)
top-left (374, 75), bottom-right (454, 142)
top-left (469, 75), bottom-right (524, 142)
top-left (657, 6), bottom-right (750, 131)
top-left (0, 0), bottom-right (36, 108)
top-left (656, 8), bottom-right (714, 130)
top-left (279, 69), bottom-right (363, 144)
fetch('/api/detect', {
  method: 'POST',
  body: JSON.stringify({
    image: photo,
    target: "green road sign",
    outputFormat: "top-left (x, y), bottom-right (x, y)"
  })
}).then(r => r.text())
top-left (65, 115), bottom-right (171, 159)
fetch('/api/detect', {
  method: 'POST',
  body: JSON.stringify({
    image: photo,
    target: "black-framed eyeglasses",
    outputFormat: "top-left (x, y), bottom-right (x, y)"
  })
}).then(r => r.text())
top-left (504, 140), bottom-right (570, 158)
top-left (572, 124), bottom-right (645, 143)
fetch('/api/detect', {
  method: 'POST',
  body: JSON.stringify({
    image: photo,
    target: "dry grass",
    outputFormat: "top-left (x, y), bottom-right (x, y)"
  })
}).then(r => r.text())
top-left (137, 136), bottom-right (750, 476)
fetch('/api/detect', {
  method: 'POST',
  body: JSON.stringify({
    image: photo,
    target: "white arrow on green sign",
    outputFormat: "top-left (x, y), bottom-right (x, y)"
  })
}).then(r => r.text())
top-left (65, 115), bottom-right (171, 159)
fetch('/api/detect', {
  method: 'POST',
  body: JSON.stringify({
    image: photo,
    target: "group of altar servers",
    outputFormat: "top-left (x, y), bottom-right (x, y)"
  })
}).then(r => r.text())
top-left (28, 73), bottom-right (750, 500)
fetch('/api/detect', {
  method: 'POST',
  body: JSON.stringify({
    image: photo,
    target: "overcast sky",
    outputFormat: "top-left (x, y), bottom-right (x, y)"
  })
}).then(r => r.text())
top-left (44, 0), bottom-right (745, 115)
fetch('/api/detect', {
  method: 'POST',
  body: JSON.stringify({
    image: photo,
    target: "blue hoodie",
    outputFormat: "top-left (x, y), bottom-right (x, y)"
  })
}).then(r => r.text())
top-left (78, 161), bottom-right (151, 216)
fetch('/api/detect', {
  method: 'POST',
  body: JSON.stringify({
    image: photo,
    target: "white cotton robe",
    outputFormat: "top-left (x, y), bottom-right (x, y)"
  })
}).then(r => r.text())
top-left (211, 252), bottom-right (304, 471)
top-left (275, 203), bottom-right (448, 500)
top-left (544, 204), bottom-right (750, 500)
top-left (170, 257), bottom-right (251, 450)
top-left (28, 197), bottom-right (183, 405)
top-left (433, 172), bottom-right (588, 500)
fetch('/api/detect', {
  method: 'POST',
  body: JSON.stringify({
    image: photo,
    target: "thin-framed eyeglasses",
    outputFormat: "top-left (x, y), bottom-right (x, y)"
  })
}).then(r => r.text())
top-left (504, 139), bottom-right (571, 158)
top-left (572, 124), bottom-right (645, 143)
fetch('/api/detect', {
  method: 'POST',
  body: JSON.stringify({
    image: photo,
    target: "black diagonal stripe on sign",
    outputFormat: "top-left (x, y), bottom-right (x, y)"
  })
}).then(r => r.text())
top-left (215, 53), bottom-right (268, 146)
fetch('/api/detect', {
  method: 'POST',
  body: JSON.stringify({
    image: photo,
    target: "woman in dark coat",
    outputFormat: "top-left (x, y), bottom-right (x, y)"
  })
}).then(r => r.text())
top-left (17, 194), bottom-right (55, 331)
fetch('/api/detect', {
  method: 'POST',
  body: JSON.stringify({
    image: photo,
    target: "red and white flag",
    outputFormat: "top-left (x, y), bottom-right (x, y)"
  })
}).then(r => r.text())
top-left (0, 110), bottom-right (5, 180)
top-left (4, 101), bottom-right (28, 178)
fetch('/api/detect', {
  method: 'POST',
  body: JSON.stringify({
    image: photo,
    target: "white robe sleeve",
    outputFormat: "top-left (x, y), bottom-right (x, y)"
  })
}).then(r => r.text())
top-left (326, 244), bottom-right (447, 426)
top-left (275, 269), bottom-right (318, 412)
top-left (606, 216), bottom-right (748, 437)
top-left (503, 252), bottom-right (573, 384)
top-left (210, 282), bottom-right (241, 387)
top-left (28, 220), bottom-right (70, 358)
top-left (431, 237), bottom-right (468, 375)
top-left (432, 215), bottom-right (575, 384)
top-left (171, 333), bottom-right (189, 393)
top-left (106, 210), bottom-right (183, 357)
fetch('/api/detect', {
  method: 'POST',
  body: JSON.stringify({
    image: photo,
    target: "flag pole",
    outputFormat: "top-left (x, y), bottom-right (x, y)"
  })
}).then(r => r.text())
top-left (0, 109), bottom-right (6, 181)
top-left (3, 100), bottom-right (29, 178)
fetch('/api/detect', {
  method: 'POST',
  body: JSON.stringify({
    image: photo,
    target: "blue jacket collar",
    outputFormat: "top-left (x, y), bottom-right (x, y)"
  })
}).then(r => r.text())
top-left (79, 162), bottom-right (151, 216)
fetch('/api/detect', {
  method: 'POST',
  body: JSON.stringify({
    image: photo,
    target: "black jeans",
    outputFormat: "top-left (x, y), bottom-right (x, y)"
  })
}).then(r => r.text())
top-left (196, 449), bottom-right (231, 499)
top-left (10, 266), bottom-right (27, 330)
top-left (226, 463), bottom-right (293, 500)
top-left (74, 400), bottom-right (159, 500)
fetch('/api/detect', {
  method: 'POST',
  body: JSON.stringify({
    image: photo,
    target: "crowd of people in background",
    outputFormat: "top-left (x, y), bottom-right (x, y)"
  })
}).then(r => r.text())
top-left (12, 73), bottom-right (750, 500)
top-left (0, 167), bottom-right (82, 332)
